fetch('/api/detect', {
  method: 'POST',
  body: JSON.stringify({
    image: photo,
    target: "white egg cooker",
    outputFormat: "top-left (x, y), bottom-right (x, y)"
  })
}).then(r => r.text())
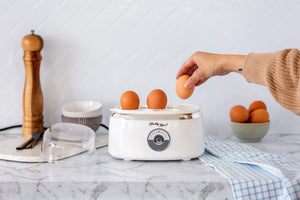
top-left (108, 103), bottom-right (205, 161)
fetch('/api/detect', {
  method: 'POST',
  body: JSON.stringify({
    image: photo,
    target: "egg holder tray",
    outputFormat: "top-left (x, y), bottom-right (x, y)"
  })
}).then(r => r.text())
top-left (111, 103), bottom-right (200, 116)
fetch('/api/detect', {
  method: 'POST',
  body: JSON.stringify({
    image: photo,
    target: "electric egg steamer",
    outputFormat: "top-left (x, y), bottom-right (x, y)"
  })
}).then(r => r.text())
top-left (108, 103), bottom-right (204, 161)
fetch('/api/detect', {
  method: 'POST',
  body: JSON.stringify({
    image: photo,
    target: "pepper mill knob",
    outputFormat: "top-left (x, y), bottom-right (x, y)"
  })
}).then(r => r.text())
top-left (22, 30), bottom-right (43, 52)
top-left (21, 30), bottom-right (44, 137)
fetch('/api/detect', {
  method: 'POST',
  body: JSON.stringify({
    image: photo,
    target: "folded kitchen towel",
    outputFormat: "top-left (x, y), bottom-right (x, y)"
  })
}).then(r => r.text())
top-left (199, 135), bottom-right (300, 200)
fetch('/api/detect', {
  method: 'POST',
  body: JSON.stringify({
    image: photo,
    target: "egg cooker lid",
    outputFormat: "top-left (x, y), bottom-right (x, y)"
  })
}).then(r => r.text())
top-left (110, 103), bottom-right (200, 115)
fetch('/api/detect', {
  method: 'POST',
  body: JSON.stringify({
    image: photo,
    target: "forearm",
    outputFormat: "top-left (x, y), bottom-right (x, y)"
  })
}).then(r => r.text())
top-left (219, 54), bottom-right (246, 74)
top-left (243, 49), bottom-right (300, 115)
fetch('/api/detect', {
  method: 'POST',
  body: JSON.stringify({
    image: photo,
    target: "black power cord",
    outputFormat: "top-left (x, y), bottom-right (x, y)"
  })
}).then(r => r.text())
top-left (100, 124), bottom-right (109, 130)
top-left (0, 125), bottom-right (22, 132)
top-left (0, 125), bottom-right (49, 132)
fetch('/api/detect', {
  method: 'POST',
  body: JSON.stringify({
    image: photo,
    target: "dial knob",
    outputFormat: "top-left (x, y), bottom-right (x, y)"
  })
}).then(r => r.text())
top-left (147, 128), bottom-right (170, 151)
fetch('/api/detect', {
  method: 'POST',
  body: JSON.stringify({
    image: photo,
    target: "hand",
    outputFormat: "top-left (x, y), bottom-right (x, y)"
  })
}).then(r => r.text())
top-left (176, 52), bottom-right (245, 89)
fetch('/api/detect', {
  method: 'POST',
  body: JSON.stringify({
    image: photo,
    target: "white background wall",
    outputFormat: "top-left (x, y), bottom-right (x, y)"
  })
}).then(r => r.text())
top-left (0, 0), bottom-right (299, 135)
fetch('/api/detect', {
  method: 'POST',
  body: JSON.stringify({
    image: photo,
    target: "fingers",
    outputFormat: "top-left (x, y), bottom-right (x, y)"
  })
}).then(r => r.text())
top-left (195, 77), bottom-right (209, 86)
top-left (177, 52), bottom-right (209, 88)
top-left (186, 65), bottom-right (198, 76)
top-left (184, 68), bottom-right (206, 89)
top-left (176, 54), bottom-right (198, 79)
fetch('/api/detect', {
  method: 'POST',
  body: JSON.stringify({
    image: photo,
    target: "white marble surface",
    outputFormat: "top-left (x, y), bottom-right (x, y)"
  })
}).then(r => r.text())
top-left (0, 132), bottom-right (299, 200)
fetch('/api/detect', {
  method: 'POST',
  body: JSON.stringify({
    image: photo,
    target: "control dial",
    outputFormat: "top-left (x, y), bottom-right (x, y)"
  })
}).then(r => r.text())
top-left (147, 128), bottom-right (170, 151)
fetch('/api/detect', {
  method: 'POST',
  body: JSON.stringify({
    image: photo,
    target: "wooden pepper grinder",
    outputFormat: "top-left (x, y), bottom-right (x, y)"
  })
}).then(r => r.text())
top-left (22, 30), bottom-right (44, 137)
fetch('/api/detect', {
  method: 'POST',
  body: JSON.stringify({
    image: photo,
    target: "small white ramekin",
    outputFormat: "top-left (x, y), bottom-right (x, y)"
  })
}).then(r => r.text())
top-left (62, 101), bottom-right (102, 118)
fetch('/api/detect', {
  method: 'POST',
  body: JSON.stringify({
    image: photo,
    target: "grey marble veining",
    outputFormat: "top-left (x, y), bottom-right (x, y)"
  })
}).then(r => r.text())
top-left (0, 133), bottom-right (299, 200)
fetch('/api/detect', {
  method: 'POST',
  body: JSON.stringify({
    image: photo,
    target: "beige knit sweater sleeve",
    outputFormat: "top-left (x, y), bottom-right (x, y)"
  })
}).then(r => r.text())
top-left (243, 49), bottom-right (300, 115)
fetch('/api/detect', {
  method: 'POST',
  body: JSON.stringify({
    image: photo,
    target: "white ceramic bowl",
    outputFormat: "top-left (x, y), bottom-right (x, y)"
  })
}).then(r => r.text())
top-left (230, 121), bottom-right (270, 142)
top-left (62, 101), bottom-right (102, 118)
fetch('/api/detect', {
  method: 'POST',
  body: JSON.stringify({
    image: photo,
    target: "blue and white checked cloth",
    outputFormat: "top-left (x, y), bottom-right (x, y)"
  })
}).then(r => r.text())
top-left (199, 135), bottom-right (300, 200)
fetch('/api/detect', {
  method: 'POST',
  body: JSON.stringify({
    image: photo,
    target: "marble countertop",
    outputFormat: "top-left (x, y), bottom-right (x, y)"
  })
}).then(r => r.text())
top-left (0, 132), bottom-right (299, 200)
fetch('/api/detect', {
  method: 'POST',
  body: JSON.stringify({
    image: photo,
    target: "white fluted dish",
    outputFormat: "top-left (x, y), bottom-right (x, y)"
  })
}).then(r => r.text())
top-left (62, 101), bottom-right (102, 118)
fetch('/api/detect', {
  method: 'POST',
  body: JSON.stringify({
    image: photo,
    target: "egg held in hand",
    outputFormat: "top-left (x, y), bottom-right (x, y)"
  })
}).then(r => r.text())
top-left (230, 105), bottom-right (249, 123)
top-left (249, 109), bottom-right (269, 123)
top-left (176, 75), bottom-right (194, 99)
top-left (120, 90), bottom-right (140, 110)
top-left (147, 89), bottom-right (167, 109)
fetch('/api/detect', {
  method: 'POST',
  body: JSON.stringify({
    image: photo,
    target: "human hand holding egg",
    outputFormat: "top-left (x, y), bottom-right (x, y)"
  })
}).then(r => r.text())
top-left (175, 52), bottom-right (244, 100)
top-left (121, 52), bottom-right (239, 110)
top-left (176, 52), bottom-right (245, 89)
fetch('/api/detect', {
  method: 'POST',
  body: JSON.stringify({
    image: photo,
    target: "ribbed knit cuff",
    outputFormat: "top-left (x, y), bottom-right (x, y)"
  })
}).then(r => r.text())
top-left (243, 52), bottom-right (273, 86)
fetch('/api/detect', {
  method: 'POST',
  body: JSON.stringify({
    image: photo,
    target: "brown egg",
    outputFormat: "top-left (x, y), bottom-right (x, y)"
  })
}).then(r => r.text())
top-left (120, 90), bottom-right (140, 110)
top-left (248, 100), bottom-right (267, 113)
top-left (176, 75), bottom-right (194, 99)
top-left (249, 109), bottom-right (269, 123)
top-left (230, 105), bottom-right (249, 123)
top-left (147, 89), bottom-right (167, 109)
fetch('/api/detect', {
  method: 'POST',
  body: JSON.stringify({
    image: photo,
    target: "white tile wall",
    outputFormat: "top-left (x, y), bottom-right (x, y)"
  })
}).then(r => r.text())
top-left (0, 0), bottom-right (299, 134)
